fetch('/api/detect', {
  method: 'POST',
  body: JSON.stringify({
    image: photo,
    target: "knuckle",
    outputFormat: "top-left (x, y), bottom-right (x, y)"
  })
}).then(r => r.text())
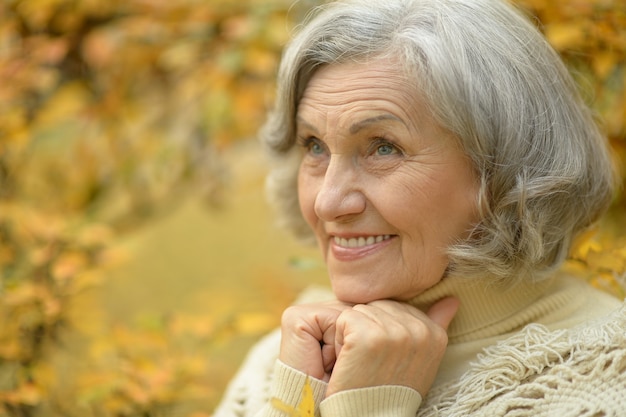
top-left (280, 305), bottom-right (300, 322)
top-left (411, 320), bottom-right (448, 346)
top-left (280, 305), bottom-right (309, 330)
top-left (335, 307), bottom-right (356, 328)
top-left (396, 328), bottom-right (414, 345)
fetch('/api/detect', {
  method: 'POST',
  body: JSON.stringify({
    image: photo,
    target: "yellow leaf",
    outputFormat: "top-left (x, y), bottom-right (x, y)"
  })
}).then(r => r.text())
top-left (3, 283), bottom-right (38, 307)
top-left (169, 313), bottom-right (215, 338)
top-left (590, 271), bottom-right (626, 299)
top-left (569, 226), bottom-right (601, 260)
top-left (243, 46), bottom-right (278, 77)
top-left (271, 397), bottom-right (296, 415)
top-left (0, 338), bottom-right (22, 361)
top-left (297, 377), bottom-right (315, 417)
top-left (52, 251), bottom-right (89, 282)
top-left (234, 312), bottom-right (277, 336)
top-left (271, 376), bottom-right (315, 417)
top-left (592, 51), bottom-right (618, 79)
top-left (545, 22), bottom-right (585, 50)
top-left (77, 223), bottom-right (114, 246)
top-left (587, 249), bottom-right (626, 274)
top-left (34, 82), bottom-right (89, 127)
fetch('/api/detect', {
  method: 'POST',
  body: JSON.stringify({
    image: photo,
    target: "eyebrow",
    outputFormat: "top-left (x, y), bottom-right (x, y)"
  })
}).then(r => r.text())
top-left (349, 114), bottom-right (404, 134)
top-left (296, 117), bottom-right (319, 134)
top-left (296, 114), bottom-right (405, 135)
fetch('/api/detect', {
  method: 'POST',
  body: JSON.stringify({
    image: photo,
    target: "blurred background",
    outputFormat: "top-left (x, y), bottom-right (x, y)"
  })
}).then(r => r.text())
top-left (0, 0), bottom-right (624, 416)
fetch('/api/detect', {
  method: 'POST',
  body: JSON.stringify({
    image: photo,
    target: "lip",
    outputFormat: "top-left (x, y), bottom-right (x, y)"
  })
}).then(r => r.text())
top-left (329, 234), bottom-right (396, 262)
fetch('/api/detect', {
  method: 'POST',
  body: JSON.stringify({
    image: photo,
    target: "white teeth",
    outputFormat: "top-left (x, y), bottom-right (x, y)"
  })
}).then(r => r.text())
top-left (333, 235), bottom-right (391, 248)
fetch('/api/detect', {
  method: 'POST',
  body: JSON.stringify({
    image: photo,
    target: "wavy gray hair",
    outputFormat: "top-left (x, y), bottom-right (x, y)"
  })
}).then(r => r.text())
top-left (260, 0), bottom-right (616, 282)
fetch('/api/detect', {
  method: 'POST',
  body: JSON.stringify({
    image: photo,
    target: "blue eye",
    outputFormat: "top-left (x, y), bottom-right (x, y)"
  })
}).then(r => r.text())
top-left (298, 137), bottom-right (326, 156)
top-left (376, 143), bottom-right (398, 156)
top-left (310, 140), bottom-right (325, 155)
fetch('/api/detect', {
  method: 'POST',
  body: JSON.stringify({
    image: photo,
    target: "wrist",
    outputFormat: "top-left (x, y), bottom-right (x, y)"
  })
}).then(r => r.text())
top-left (321, 385), bottom-right (422, 417)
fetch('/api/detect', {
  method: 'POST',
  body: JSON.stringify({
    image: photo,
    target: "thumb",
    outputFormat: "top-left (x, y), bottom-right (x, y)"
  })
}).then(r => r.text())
top-left (426, 297), bottom-right (460, 330)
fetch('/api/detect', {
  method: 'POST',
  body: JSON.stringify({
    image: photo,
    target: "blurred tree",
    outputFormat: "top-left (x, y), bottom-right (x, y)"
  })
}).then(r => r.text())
top-left (517, 0), bottom-right (626, 210)
top-left (0, 0), bottom-right (624, 416)
top-left (0, 0), bottom-right (306, 224)
top-left (0, 0), bottom-right (311, 415)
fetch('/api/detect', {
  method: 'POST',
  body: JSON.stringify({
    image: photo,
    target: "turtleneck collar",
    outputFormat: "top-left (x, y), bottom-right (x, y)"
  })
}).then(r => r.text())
top-left (408, 273), bottom-right (583, 344)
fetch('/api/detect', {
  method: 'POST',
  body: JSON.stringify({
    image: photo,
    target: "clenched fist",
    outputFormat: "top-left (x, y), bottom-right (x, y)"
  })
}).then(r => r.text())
top-left (278, 297), bottom-right (459, 398)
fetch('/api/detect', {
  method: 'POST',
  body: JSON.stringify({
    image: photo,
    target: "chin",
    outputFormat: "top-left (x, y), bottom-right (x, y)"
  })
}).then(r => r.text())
top-left (331, 283), bottom-right (388, 305)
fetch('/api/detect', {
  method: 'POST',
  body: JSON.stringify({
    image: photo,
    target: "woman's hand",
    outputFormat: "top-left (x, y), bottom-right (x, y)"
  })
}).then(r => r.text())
top-left (279, 301), bottom-right (353, 382)
top-left (278, 297), bottom-right (459, 398)
top-left (327, 297), bottom-right (459, 398)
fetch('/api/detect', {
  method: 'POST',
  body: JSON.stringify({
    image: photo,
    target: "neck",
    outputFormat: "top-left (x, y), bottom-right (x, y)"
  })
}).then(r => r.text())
top-left (409, 274), bottom-right (577, 343)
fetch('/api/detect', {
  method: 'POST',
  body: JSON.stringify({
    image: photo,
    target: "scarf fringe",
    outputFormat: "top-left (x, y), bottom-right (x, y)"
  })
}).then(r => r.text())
top-left (421, 303), bottom-right (626, 416)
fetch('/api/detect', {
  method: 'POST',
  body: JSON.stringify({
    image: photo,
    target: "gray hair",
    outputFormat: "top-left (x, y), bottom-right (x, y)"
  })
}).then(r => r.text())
top-left (261, 0), bottom-right (617, 282)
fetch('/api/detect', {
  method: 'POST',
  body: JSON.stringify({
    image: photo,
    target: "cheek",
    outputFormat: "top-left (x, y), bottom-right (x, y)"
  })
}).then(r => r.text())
top-left (297, 169), bottom-right (317, 228)
top-left (387, 172), bottom-right (477, 250)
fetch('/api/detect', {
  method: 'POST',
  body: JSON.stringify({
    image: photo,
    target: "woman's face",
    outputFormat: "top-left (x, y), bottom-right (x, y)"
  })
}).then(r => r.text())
top-left (296, 59), bottom-right (480, 304)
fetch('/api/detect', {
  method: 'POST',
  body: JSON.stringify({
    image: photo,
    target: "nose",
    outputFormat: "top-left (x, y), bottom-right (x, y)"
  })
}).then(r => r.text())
top-left (313, 155), bottom-right (366, 222)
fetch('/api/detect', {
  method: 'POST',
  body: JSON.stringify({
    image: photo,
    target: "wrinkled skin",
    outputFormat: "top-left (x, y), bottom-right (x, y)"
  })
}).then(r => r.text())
top-left (280, 298), bottom-right (459, 397)
top-left (281, 58), bottom-right (478, 398)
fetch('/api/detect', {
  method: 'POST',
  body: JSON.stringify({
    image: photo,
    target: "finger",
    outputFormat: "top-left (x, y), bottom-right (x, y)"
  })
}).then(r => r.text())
top-left (279, 303), bottom-right (350, 379)
top-left (320, 317), bottom-right (339, 375)
top-left (426, 297), bottom-right (460, 330)
top-left (281, 302), bottom-right (350, 342)
top-left (321, 342), bottom-right (337, 374)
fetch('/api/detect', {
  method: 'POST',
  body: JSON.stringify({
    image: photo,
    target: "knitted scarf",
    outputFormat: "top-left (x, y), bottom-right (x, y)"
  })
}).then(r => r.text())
top-left (420, 302), bottom-right (626, 416)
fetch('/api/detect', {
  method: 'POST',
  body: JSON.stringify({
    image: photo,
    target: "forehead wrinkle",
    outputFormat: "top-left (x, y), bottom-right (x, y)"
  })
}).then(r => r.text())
top-left (297, 59), bottom-right (439, 144)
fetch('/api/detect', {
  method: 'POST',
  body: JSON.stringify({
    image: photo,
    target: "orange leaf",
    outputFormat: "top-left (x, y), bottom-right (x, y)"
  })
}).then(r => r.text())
top-left (52, 251), bottom-right (89, 282)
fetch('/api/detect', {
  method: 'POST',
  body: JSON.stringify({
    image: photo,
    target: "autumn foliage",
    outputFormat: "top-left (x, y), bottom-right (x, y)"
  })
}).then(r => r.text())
top-left (0, 0), bottom-right (624, 416)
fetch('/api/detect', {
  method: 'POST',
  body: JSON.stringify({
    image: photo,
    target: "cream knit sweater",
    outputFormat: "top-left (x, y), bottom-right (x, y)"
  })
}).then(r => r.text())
top-left (213, 273), bottom-right (626, 417)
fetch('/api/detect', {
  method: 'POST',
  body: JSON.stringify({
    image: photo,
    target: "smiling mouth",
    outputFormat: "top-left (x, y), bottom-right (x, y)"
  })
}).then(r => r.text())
top-left (333, 235), bottom-right (393, 248)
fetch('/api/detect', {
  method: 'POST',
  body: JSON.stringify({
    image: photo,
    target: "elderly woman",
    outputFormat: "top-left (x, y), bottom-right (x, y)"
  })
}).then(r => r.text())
top-left (214, 0), bottom-right (626, 415)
